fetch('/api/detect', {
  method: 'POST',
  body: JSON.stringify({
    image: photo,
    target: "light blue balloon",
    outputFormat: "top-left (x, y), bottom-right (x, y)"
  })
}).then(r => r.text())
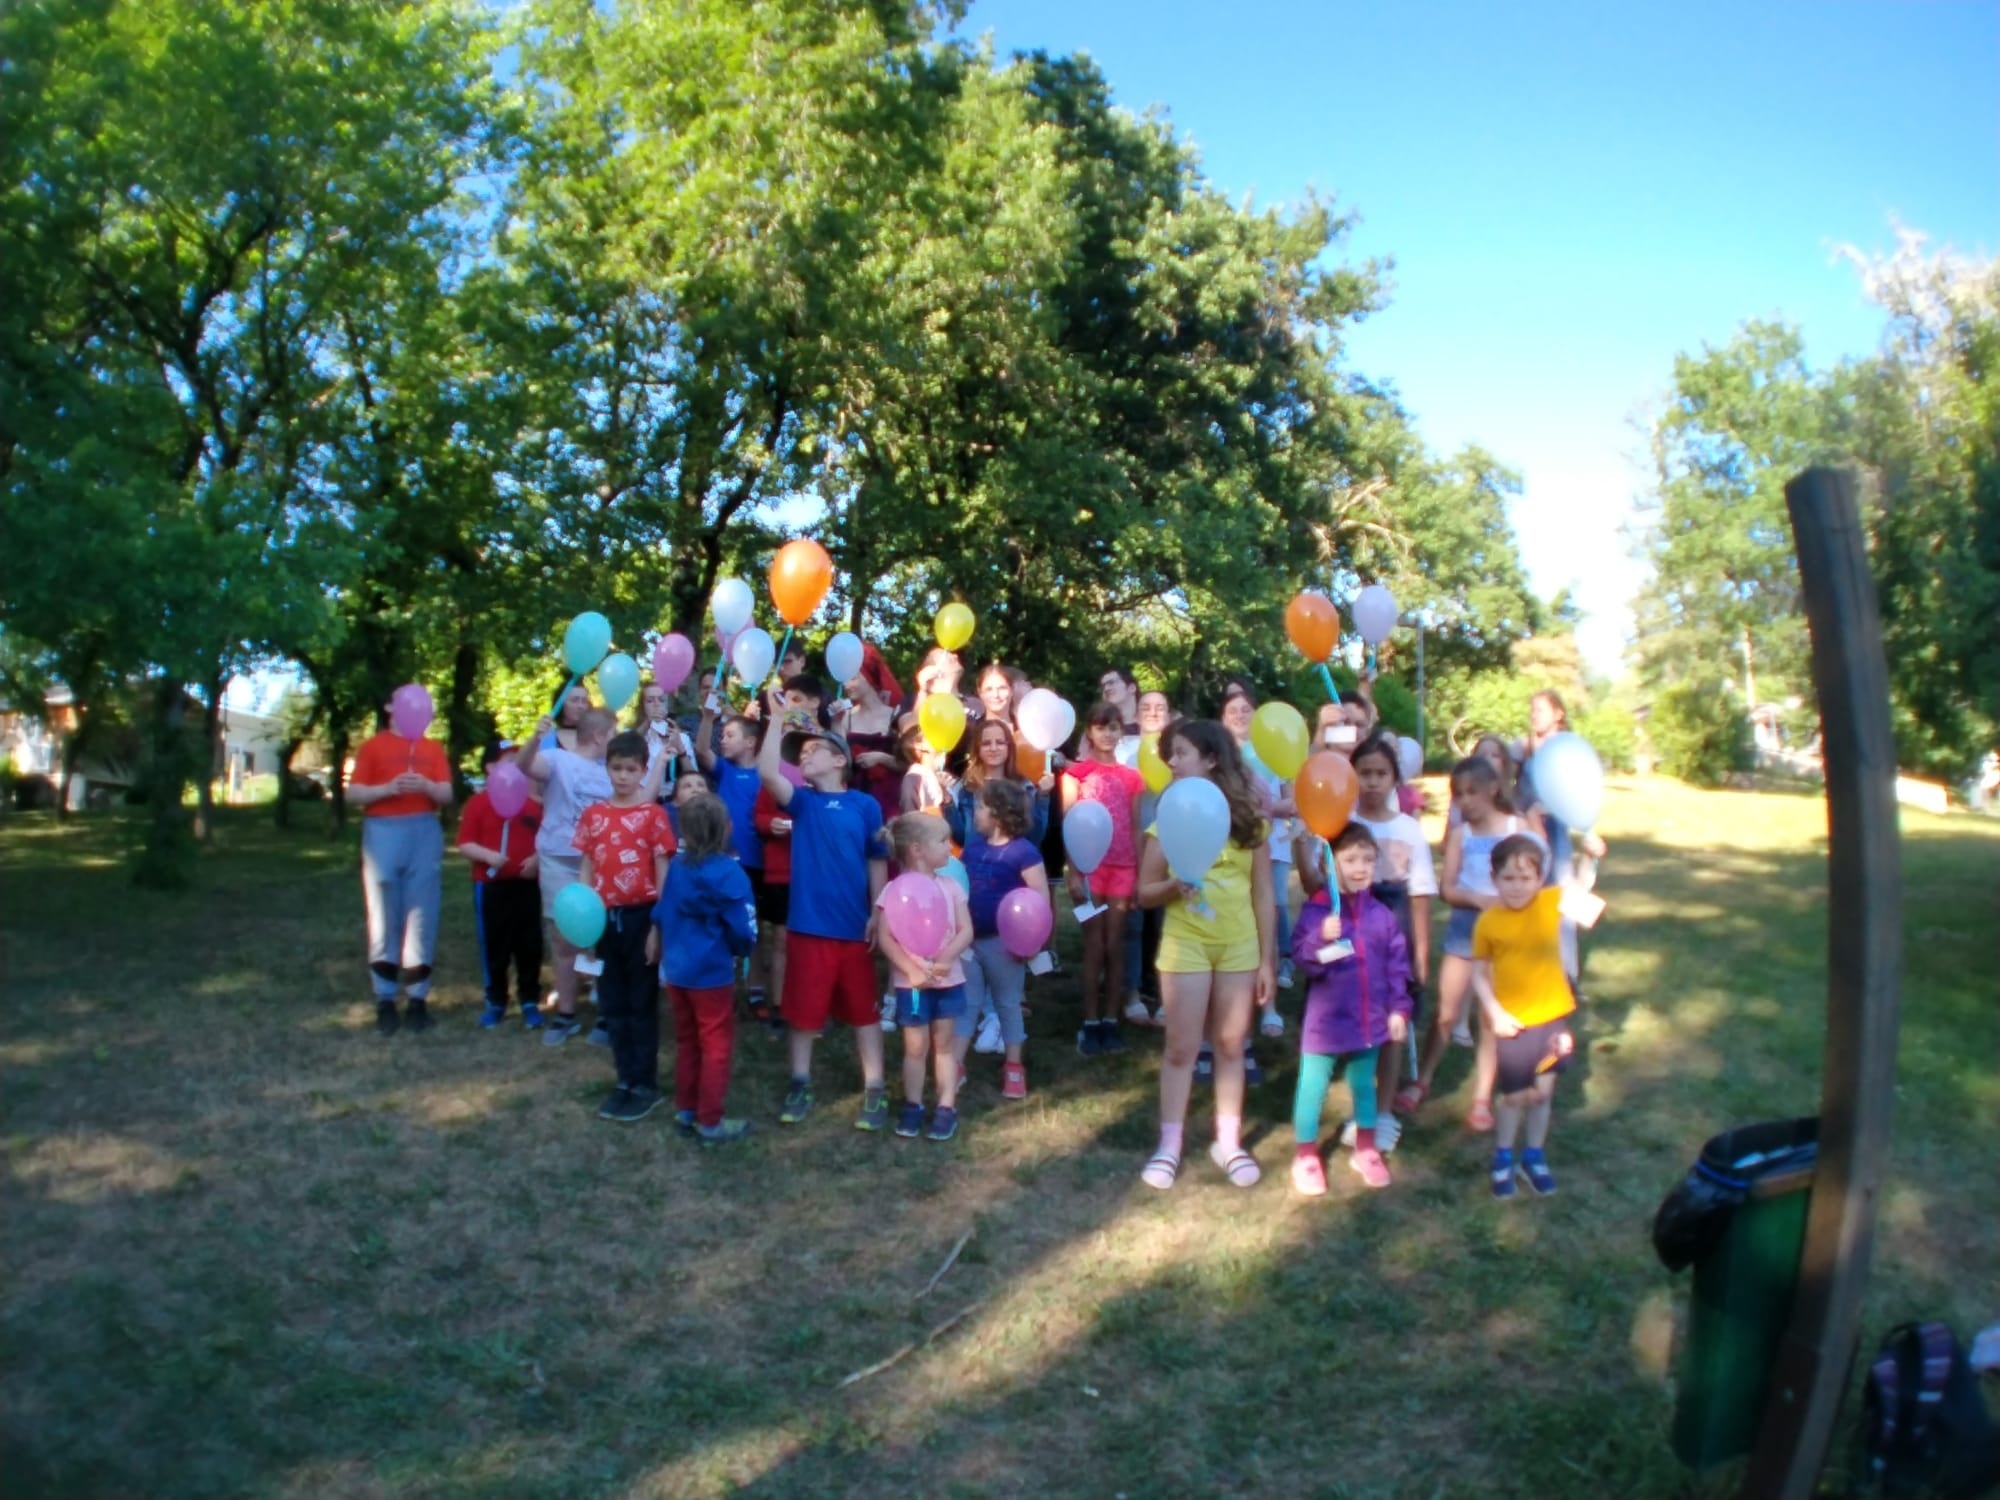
top-left (1063, 799), bottom-right (1113, 876)
top-left (1529, 731), bottom-right (1604, 832)
top-left (597, 652), bottom-right (640, 711)
top-left (825, 630), bottom-right (865, 687)
top-left (1156, 777), bottom-right (1231, 884)
top-left (941, 856), bottom-right (969, 896)
top-left (553, 883), bottom-right (606, 949)
top-left (563, 611), bottom-right (612, 675)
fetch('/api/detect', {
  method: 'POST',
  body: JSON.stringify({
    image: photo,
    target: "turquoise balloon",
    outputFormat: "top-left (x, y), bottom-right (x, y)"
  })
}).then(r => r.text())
top-left (562, 611), bottom-right (612, 675)
top-left (553, 883), bottom-right (606, 948)
top-left (597, 652), bottom-right (640, 711)
top-left (941, 855), bottom-right (969, 895)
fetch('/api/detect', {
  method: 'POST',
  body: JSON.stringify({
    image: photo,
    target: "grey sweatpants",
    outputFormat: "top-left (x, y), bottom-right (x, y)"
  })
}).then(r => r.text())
top-left (960, 935), bottom-right (1027, 1047)
top-left (362, 814), bottom-right (443, 1000)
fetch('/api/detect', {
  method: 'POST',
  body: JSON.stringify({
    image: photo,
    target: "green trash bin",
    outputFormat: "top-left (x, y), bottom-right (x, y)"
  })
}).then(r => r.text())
top-left (1654, 1117), bottom-right (1820, 1470)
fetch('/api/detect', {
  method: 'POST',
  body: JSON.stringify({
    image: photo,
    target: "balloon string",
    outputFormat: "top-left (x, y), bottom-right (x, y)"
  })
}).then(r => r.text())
top-left (499, 822), bottom-right (509, 863)
top-left (1317, 663), bottom-right (1341, 704)
top-left (1083, 874), bottom-right (1095, 912)
top-left (774, 625), bottom-right (794, 688)
top-left (1367, 645), bottom-right (1377, 676)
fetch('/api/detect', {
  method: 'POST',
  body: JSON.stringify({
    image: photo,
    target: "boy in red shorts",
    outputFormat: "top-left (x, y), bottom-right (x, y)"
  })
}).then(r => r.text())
top-left (757, 708), bottom-right (889, 1128)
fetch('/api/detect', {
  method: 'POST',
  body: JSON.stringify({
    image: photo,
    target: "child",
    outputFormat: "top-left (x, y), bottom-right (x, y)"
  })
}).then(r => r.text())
top-left (749, 780), bottom-right (793, 1030)
top-left (697, 711), bottom-right (773, 1006)
top-left (573, 731), bottom-right (678, 1123)
top-left (898, 718), bottom-right (955, 816)
top-left (876, 812), bottom-right (974, 1140)
top-left (1344, 731), bottom-right (1437, 1152)
top-left (1290, 824), bottom-right (1412, 1193)
top-left (758, 710), bottom-right (890, 1128)
top-left (1135, 720), bottom-right (1276, 1190)
top-left (650, 792), bottom-right (757, 1145)
top-left (1398, 756), bottom-right (1539, 1130)
top-left (1063, 701), bottom-right (1145, 1057)
top-left (1472, 833), bottom-right (1577, 1197)
top-left (519, 706), bottom-right (624, 1044)
top-left (953, 779), bottom-right (1050, 1098)
top-left (345, 697), bottom-right (454, 1034)
top-left (458, 741), bottom-right (545, 1030)
top-left (667, 767), bottom-right (710, 837)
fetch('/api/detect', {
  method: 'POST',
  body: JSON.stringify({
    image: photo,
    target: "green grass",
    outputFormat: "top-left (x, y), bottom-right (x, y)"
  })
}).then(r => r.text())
top-left (1, 780), bottom-right (1995, 1500)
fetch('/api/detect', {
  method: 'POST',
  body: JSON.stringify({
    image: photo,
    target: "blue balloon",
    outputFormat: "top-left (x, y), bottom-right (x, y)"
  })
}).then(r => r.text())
top-left (597, 652), bottom-right (640, 711)
top-left (553, 883), bottom-right (606, 948)
top-left (941, 856), bottom-right (969, 895)
top-left (563, 611), bottom-right (612, 675)
top-left (1529, 732), bottom-right (1604, 833)
top-left (1156, 777), bottom-right (1231, 884)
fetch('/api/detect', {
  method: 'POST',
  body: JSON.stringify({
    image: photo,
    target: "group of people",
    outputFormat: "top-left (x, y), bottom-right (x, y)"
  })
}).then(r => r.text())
top-left (349, 632), bottom-right (1605, 1196)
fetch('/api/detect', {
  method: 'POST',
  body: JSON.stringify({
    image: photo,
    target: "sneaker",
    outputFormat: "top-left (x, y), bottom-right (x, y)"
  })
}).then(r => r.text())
top-left (1076, 1024), bottom-right (1104, 1058)
top-left (542, 1013), bottom-right (583, 1047)
top-left (405, 1000), bottom-right (432, 1034)
top-left (1243, 1050), bottom-right (1264, 1087)
top-left (1098, 1023), bottom-right (1128, 1056)
top-left (895, 1102), bottom-right (926, 1139)
top-left (597, 1086), bottom-right (632, 1121)
top-left (672, 1108), bottom-right (697, 1137)
top-left (1451, 1019), bottom-right (1474, 1048)
top-left (1001, 1061), bottom-right (1028, 1100)
top-left (1193, 1045), bottom-right (1213, 1083)
top-left (587, 1022), bottom-right (612, 1048)
top-left (1520, 1149), bottom-right (1557, 1196)
top-left (697, 1118), bottom-right (752, 1147)
top-left (780, 1080), bottom-right (814, 1124)
top-left (1278, 959), bottom-right (1296, 990)
top-left (478, 1002), bottom-right (506, 1029)
top-left (746, 988), bottom-right (769, 1024)
top-left (1122, 994), bottom-right (1155, 1027)
top-left (607, 1086), bottom-right (663, 1124)
top-left (1338, 1117), bottom-right (1405, 1154)
top-left (1350, 1147), bottom-right (1392, 1189)
top-left (1291, 1151), bottom-right (1328, 1197)
top-left (374, 1001), bottom-right (400, 1036)
top-left (878, 993), bottom-right (899, 1033)
top-left (973, 1014), bottom-right (1004, 1055)
top-left (855, 1087), bottom-right (889, 1132)
top-left (1490, 1151), bottom-right (1518, 1200)
top-left (926, 1106), bottom-right (958, 1142)
top-left (522, 1002), bottom-right (545, 1031)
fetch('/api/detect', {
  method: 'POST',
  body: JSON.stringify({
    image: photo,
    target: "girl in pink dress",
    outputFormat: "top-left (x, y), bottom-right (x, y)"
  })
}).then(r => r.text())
top-left (1062, 701), bottom-right (1146, 1055)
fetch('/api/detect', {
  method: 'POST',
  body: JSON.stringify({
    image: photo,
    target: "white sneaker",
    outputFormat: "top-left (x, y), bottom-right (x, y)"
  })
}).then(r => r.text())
top-left (1451, 1019), bottom-right (1474, 1048)
top-left (973, 1014), bottom-right (1004, 1054)
top-left (878, 992), bottom-right (899, 1032)
top-left (1122, 994), bottom-right (1155, 1027)
top-left (1338, 1115), bottom-right (1403, 1154)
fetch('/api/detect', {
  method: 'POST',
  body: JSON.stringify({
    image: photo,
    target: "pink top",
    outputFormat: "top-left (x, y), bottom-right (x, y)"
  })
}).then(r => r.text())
top-left (1064, 758), bottom-right (1146, 869)
top-left (874, 872), bottom-right (971, 986)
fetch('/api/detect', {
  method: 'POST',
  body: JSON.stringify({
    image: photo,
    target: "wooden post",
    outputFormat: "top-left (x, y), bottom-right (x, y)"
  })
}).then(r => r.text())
top-left (1739, 468), bottom-right (1902, 1499)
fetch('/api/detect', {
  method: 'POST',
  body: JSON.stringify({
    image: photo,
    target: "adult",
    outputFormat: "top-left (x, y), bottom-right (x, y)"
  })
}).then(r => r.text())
top-left (838, 667), bottom-right (904, 827)
top-left (636, 680), bottom-right (698, 799)
top-left (345, 696), bottom-right (454, 1034)
top-left (546, 682), bottom-right (592, 753)
top-left (1100, 667), bottom-right (1142, 766)
top-left (975, 662), bottom-right (1017, 728)
top-left (859, 642), bottom-right (905, 711)
top-left (914, 647), bottom-right (980, 725)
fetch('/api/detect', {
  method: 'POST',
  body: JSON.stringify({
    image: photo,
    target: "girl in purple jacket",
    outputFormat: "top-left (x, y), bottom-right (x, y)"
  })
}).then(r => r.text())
top-left (1290, 822), bottom-right (1412, 1194)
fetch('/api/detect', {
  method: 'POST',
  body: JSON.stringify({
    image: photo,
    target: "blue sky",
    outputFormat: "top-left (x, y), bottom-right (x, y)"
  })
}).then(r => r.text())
top-left (955, 0), bottom-right (1999, 674)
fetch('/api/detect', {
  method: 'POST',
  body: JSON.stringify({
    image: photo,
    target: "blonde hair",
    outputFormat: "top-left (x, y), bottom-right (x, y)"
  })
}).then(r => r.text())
top-left (887, 810), bottom-right (950, 863)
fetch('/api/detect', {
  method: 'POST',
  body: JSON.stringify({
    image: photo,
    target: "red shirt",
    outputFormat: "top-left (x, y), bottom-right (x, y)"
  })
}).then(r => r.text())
top-left (351, 733), bottom-right (451, 819)
top-left (572, 800), bottom-right (677, 906)
top-left (459, 789), bottom-right (543, 883)
top-left (1063, 758), bottom-right (1146, 867)
top-left (753, 785), bottom-right (792, 883)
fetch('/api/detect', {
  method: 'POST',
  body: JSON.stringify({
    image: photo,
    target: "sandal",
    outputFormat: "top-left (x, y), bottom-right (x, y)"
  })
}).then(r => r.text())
top-left (1466, 1098), bottom-right (1495, 1132)
top-left (1141, 1152), bottom-right (1182, 1191)
top-left (1392, 1080), bottom-right (1429, 1115)
top-left (1209, 1141), bottom-right (1262, 1188)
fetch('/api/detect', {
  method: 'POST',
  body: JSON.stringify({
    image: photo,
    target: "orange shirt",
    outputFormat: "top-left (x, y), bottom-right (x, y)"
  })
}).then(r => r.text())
top-left (351, 733), bottom-right (451, 819)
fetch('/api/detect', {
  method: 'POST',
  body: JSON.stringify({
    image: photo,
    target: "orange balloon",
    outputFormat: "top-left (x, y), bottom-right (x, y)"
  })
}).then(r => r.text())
top-left (769, 539), bottom-right (834, 626)
top-left (1285, 592), bottom-right (1340, 663)
top-left (1015, 745), bottom-right (1047, 783)
top-left (1295, 749), bottom-right (1359, 839)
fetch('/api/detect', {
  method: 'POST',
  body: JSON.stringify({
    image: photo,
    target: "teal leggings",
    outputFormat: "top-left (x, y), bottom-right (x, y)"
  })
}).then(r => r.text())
top-left (1293, 1047), bottom-right (1379, 1145)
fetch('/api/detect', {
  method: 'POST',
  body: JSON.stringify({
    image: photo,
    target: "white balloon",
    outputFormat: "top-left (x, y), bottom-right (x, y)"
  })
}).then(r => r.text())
top-left (1016, 688), bottom-right (1076, 754)
top-left (730, 626), bottom-right (776, 687)
top-left (1063, 799), bottom-right (1113, 876)
top-left (1156, 777), bottom-right (1231, 885)
top-left (825, 630), bottom-right (864, 687)
top-left (1397, 735), bottom-right (1424, 781)
top-left (1353, 583), bottom-right (1399, 646)
top-left (711, 577), bottom-right (754, 637)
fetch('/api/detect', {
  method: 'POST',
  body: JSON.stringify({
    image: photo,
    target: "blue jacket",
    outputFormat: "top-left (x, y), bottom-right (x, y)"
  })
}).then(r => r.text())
top-left (653, 853), bottom-right (757, 990)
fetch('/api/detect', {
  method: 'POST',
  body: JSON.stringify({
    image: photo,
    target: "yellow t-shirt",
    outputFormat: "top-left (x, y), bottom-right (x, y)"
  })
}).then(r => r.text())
top-left (1472, 887), bottom-right (1574, 1028)
top-left (1151, 821), bottom-right (1264, 950)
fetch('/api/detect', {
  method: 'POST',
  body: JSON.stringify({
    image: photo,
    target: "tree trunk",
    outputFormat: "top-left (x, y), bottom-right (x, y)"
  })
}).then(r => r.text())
top-left (447, 637), bottom-right (481, 796)
top-left (133, 679), bottom-right (198, 890)
top-left (328, 724), bottom-right (350, 834)
top-left (195, 673), bottom-right (225, 841)
top-left (55, 700), bottom-right (84, 820)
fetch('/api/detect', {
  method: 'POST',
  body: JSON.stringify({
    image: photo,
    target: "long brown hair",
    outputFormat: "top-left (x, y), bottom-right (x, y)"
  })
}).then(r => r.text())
top-left (1161, 719), bottom-right (1264, 849)
top-left (962, 718), bottom-right (1023, 793)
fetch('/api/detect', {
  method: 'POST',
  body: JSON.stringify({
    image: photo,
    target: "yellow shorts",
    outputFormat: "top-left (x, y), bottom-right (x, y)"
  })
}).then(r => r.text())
top-left (1156, 926), bottom-right (1262, 975)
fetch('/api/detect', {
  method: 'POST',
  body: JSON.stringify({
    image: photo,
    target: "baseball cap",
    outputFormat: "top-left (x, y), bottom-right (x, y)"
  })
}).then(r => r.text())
top-left (781, 725), bottom-right (850, 765)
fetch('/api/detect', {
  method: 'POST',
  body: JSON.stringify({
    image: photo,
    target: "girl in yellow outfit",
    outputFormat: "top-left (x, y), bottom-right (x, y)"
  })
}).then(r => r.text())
top-left (1135, 720), bottom-right (1276, 1189)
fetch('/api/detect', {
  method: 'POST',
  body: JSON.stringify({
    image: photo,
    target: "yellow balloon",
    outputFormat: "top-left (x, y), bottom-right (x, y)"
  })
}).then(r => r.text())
top-left (1250, 702), bottom-right (1311, 780)
top-left (1138, 732), bottom-right (1172, 794)
top-left (934, 602), bottom-right (975, 652)
top-left (918, 692), bottom-right (967, 753)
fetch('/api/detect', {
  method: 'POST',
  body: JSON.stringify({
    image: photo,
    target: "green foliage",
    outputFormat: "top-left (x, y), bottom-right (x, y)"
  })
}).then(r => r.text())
top-left (1572, 702), bottom-right (1638, 774)
top-left (1647, 683), bottom-right (1752, 787)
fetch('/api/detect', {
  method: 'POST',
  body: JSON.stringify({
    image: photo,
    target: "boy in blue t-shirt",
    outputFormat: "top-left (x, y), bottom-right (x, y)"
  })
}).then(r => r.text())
top-left (698, 709), bottom-right (769, 1001)
top-left (757, 709), bottom-right (889, 1129)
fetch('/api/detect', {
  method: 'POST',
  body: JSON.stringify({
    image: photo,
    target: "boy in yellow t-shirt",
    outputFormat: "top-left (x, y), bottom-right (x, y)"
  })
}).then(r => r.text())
top-left (1472, 834), bottom-right (1577, 1200)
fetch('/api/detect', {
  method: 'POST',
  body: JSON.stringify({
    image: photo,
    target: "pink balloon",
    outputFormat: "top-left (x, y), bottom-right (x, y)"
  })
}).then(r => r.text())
top-left (882, 871), bottom-right (950, 959)
top-left (996, 887), bottom-right (1053, 959)
top-left (486, 761), bottom-right (530, 820)
top-left (652, 633), bottom-right (696, 695)
top-left (389, 683), bottom-right (433, 740)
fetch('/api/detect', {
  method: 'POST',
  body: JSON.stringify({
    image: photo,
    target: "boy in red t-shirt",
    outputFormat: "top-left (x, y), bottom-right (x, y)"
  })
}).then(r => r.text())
top-left (344, 708), bottom-right (454, 1034)
top-left (457, 741), bottom-right (545, 1031)
top-left (573, 731), bottom-right (678, 1123)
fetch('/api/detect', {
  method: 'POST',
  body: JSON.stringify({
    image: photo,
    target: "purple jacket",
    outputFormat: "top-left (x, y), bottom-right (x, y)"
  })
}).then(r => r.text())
top-left (1292, 887), bottom-right (1412, 1056)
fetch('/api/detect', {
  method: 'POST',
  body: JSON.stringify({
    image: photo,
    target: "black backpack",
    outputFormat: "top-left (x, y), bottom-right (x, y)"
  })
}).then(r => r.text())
top-left (1862, 1321), bottom-right (2000, 1498)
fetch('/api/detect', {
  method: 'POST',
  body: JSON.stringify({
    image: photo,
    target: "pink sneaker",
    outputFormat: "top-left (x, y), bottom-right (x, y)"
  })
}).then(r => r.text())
top-left (1291, 1151), bottom-right (1328, 1197)
top-left (1350, 1147), bottom-right (1392, 1189)
top-left (1001, 1061), bottom-right (1027, 1100)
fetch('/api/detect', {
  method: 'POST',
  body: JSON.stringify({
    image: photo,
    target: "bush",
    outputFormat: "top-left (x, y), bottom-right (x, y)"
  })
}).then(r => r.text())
top-left (1648, 684), bottom-right (1753, 787)
top-left (1573, 703), bottom-right (1638, 773)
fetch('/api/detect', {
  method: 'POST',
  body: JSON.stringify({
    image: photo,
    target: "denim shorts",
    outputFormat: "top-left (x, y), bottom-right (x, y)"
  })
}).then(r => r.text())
top-left (1443, 906), bottom-right (1478, 958)
top-left (896, 983), bottom-right (968, 1026)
